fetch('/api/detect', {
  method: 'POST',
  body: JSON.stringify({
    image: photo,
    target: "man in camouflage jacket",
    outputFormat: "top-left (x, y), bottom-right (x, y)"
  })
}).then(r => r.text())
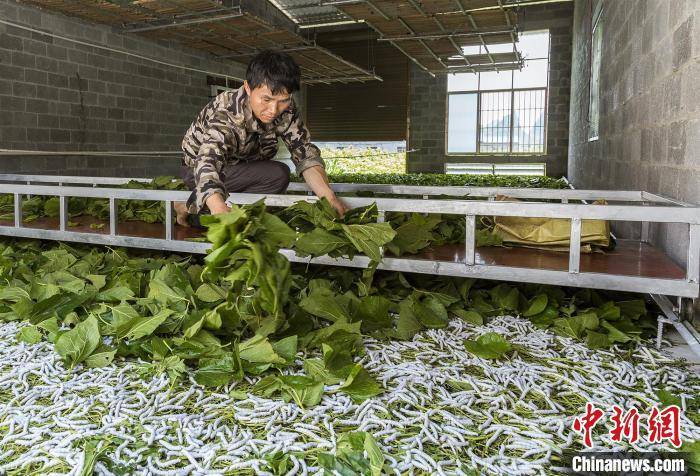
top-left (175, 50), bottom-right (349, 226)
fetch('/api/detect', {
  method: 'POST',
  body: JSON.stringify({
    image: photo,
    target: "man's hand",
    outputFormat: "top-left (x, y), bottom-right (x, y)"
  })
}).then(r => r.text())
top-left (301, 165), bottom-right (350, 218)
top-left (329, 196), bottom-right (350, 218)
top-left (205, 193), bottom-right (231, 215)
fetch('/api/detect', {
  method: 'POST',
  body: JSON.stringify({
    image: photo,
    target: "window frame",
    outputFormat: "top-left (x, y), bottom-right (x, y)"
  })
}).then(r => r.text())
top-left (588, 1), bottom-right (603, 142)
top-left (445, 86), bottom-right (549, 156)
top-left (445, 30), bottom-right (551, 157)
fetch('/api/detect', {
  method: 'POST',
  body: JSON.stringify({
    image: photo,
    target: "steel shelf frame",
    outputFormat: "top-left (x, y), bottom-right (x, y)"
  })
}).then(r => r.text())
top-left (0, 173), bottom-right (698, 356)
top-left (0, 179), bottom-right (696, 298)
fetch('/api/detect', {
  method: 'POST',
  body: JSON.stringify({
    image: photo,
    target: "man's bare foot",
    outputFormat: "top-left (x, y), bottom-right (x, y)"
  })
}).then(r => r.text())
top-left (173, 201), bottom-right (190, 227)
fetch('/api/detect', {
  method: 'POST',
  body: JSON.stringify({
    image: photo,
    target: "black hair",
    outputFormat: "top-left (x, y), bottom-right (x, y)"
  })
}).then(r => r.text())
top-left (246, 50), bottom-right (301, 95)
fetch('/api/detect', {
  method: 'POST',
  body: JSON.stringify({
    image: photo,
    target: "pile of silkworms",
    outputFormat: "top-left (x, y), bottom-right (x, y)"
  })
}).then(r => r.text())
top-left (1, 316), bottom-right (698, 475)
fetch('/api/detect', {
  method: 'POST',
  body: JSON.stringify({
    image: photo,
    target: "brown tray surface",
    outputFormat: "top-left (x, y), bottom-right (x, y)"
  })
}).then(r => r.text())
top-left (0, 217), bottom-right (686, 280)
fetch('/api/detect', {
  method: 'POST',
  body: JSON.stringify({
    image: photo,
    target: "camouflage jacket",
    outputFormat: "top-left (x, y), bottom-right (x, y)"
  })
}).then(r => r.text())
top-left (181, 85), bottom-right (324, 213)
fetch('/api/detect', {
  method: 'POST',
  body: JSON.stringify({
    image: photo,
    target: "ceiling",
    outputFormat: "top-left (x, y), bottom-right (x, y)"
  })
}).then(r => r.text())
top-left (16, 0), bottom-right (570, 81)
top-left (272, 0), bottom-right (527, 74)
top-left (18, 0), bottom-right (382, 84)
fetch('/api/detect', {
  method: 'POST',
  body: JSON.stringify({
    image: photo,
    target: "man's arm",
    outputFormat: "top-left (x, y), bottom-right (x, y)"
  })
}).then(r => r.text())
top-left (279, 102), bottom-right (349, 216)
top-left (302, 165), bottom-right (349, 216)
top-left (191, 110), bottom-right (239, 215)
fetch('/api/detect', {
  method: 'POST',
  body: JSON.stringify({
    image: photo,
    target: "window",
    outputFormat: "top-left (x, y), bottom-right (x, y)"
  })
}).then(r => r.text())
top-left (445, 162), bottom-right (546, 176)
top-left (446, 30), bottom-right (550, 155)
top-left (589, 1), bottom-right (603, 141)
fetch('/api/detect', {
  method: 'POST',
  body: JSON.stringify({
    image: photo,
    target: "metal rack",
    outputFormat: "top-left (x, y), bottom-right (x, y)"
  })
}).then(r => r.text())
top-left (0, 173), bottom-right (697, 355)
top-left (14, 0), bottom-right (382, 85)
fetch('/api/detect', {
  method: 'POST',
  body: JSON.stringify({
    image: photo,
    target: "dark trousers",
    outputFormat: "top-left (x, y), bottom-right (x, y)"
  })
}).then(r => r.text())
top-left (181, 160), bottom-right (290, 222)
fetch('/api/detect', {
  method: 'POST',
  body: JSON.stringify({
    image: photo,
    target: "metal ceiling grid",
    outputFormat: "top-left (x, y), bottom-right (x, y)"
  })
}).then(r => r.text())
top-left (16, 0), bottom-right (381, 84)
top-left (267, 0), bottom-right (353, 27)
top-left (328, 0), bottom-right (522, 75)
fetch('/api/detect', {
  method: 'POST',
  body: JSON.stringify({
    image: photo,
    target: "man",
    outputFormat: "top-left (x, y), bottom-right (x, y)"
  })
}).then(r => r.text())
top-left (174, 50), bottom-right (349, 226)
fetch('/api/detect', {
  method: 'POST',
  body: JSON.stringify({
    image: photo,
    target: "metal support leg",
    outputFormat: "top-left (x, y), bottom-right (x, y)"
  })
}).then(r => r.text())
top-left (651, 293), bottom-right (700, 358)
top-left (13, 193), bottom-right (21, 228)
top-left (109, 198), bottom-right (117, 235)
top-left (465, 214), bottom-right (476, 266)
top-left (569, 218), bottom-right (582, 274)
top-left (687, 224), bottom-right (699, 284)
top-left (59, 196), bottom-right (68, 231)
top-left (164, 200), bottom-right (173, 241)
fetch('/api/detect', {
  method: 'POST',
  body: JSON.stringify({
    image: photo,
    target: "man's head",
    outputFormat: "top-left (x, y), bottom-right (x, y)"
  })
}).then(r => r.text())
top-left (244, 50), bottom-right (301, 124)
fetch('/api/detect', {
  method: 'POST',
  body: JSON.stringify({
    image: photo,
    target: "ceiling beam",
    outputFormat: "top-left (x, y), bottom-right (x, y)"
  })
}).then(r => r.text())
top-left (123, 8), bottom-right (244, 33)
top-left (377, 28), bottom-right (516, 42)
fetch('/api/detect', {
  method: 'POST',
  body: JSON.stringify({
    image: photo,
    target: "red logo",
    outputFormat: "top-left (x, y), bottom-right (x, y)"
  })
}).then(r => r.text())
top-left (572, 403), bottom-right (682, 448)
top-left (610, 405), bottom-right (641, 444)
top-left (572, 402), bottom-right (605, 448)
top-left (648, 405), bottom-right (682, 448)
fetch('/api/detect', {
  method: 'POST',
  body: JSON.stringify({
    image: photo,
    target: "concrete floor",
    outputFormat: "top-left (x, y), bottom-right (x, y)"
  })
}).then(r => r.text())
top-left (661, 325), bottom-right (700, 373)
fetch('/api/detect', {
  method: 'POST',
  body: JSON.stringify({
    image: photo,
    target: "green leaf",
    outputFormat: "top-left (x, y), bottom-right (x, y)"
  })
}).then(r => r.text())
top-left (147, 278), bottom-right (187, 304)
top-left (299, 288), bottom-right (352, 323)
top-left (54, 314), bottom-right (101, 368)
top-left (295, 228), bottom-right (350, 256)
top-left (618, 299), bottom-right (647, 320)
top-left (413, 295), bottom-right (449, 328)
top-left (304, 357), bottom-right (340, 385)
top-left (278, 375), bottom-right (325, 408)
top-left (86, 274), bottom-right (106, 291)
top-left (395, 298), bottom-right (422, 340)
top-left (522, 294), bottom-right (548, 317)
top-left (597, 301), bottom-right (621, 321)
top-left (195, 283), bottom-right (226, 303)
top-left (489, 284), bottom-right (520, 311)
top-left (239, 334), bottom-right (286, 364)
top-left (338, 363), bottom-right (382, 402)
top-left (271, 335), bottom-right (298, 363)
top-left (601, 320), bottom-right (633, 344)
top-left (356, 295), bottom-right (393, 332)
top-left (85, 345), bottom-right (117, 368)
top-left (121, 308), bottom-right (173, 341)
top-left (341, 223), bottom-right (396, 261)
top-left (387, 216), bottom-right (435, 255)
top-left (451, 309), bottom-right (483, 325)
top-left (363, 432), bottom-right (385, 476)
top-left (36, 316), bottom-right (59, 343)
top-left (29, 292), bottom-right (93, 324)
top-left (259, 212), bottom-right (297, 248)
top-left (253, 374), bottom-right (325, 408)
top-left (95, 286), bottom-right (135, 302)
top-left (585, 330), bottom-right (610, 349)
top-left (656, 389), bottom-right (682, 407)
top-left (17, 325), bottom-right (42, 344)
top-left (194, 352), bottom-right (242, 387)
top-left (111, 303), bottom-right (140, 337)
top-left (464, 332), bottom-right (512, 359)
top-left (553, 312), bottom-right (599, 339)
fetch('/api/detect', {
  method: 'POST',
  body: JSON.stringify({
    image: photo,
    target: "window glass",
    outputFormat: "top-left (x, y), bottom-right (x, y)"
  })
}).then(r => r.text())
top-left (447, 93), bottom-right (478, 153)
top-left (518, 30), bottom-right (550, 59)
top-left (479, 91), bottom-right (512, 153)
top-left (447, 72), bottom-right (478, 91)
top-left (478, 70), bottom-right (513, 90)
top-left (513, 58), bottom-right (549, 88)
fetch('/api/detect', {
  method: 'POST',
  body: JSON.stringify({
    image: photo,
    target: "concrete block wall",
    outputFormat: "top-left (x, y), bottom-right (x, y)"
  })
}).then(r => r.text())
top-left (406, 2), bottom-right (574, 177)
top-left (0, 0), bottom-right (245, 177)
top-left (568, 0), bottom-right (700, 270)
